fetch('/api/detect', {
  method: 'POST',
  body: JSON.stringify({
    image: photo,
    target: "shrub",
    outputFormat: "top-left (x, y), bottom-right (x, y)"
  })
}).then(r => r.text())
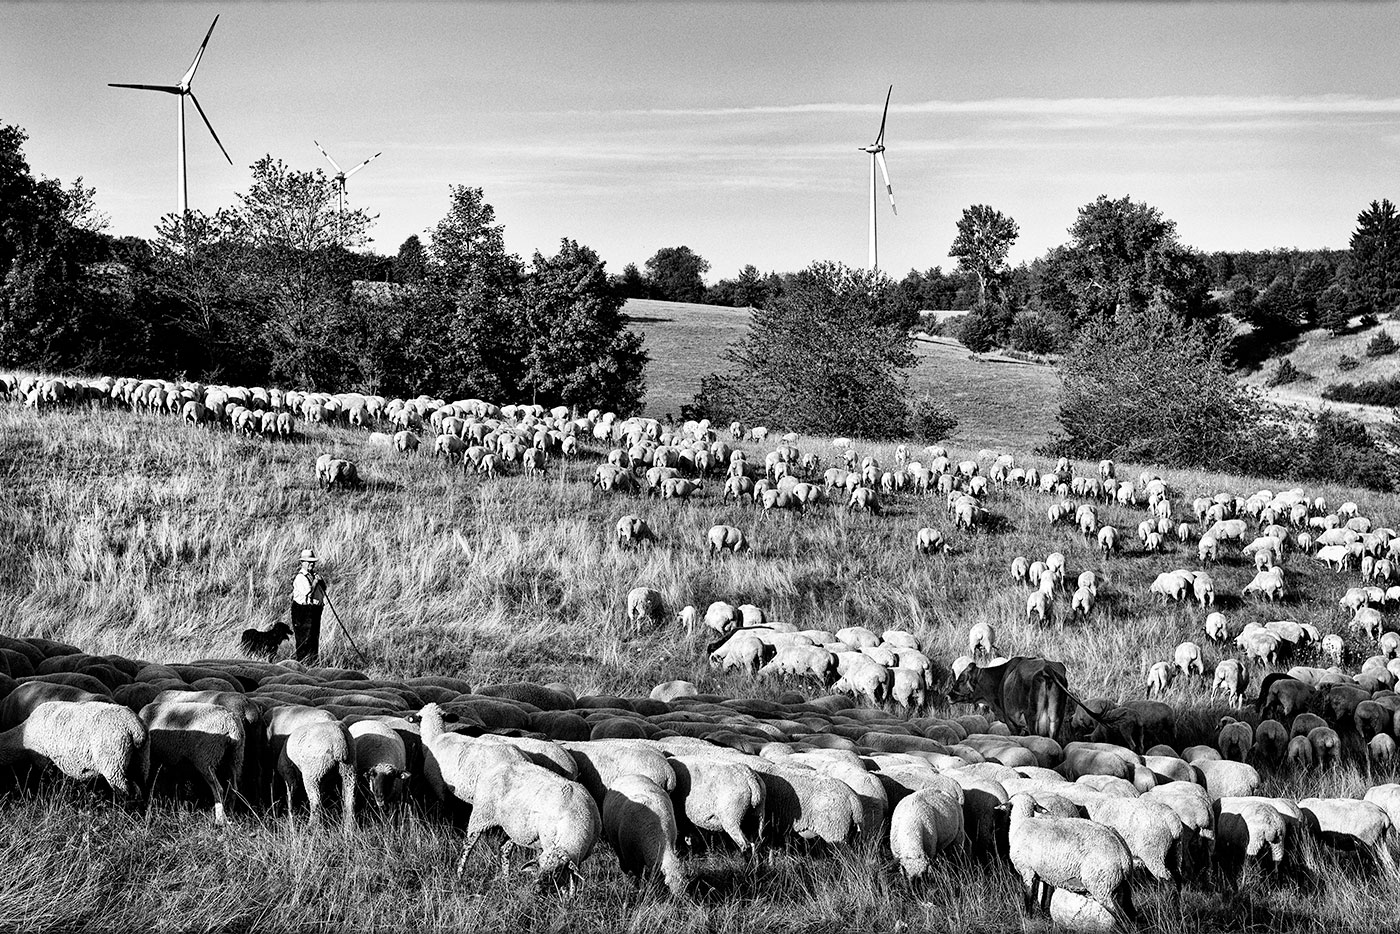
top-left (1266, 359), bottom-right (1307, 387)
top-left (1008, 311), bottom-right (1058, 355)
top-left (1321, 377), bottom-right (1400, 407)
top-left (1366, 330), bottom-right (1397, 357)
top-left (907, 394), bottom-right (959, 443)
top-left (1337, 354), bottom-right (1360, 372)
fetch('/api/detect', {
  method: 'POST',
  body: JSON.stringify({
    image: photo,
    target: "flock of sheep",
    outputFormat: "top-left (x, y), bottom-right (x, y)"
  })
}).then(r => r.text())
top-left (10, 369), bottom-right (1400, 931)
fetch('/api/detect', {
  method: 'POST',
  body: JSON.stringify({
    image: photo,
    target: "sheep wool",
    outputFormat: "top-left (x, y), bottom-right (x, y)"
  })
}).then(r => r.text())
top-left (603, 774), bottom-right (687, 897)
top-left (0, 700), bottom-right (148, 797)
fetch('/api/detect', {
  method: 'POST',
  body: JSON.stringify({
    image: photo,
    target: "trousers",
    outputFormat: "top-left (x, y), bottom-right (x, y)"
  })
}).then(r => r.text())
top-left (291, 603), bottom-right (323, 664)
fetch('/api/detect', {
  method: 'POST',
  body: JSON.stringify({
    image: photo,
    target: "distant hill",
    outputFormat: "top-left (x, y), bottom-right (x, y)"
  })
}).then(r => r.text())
top-left (623, 298), bottom-right (1061, 451)
top-left (1241, 322), bottom-right (1400, 425)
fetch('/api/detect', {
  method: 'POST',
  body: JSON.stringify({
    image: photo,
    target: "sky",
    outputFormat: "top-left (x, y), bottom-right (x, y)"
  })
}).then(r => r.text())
top-left (4, 1), bottom-right (1399, 281)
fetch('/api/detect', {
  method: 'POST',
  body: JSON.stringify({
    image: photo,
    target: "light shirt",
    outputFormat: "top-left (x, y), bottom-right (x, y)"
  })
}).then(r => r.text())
top-left (292, 568), bottom-right (328, 605)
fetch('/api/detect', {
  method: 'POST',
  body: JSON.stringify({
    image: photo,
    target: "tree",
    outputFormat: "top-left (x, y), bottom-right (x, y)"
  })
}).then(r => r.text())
top-left (949, 205), bottom-right (1020, 306)
top-left (612, 262), bottom-right (650, 300)
top-left (1318, 283), bottom-right (1352, 334)
top-left (644, 246), bottom-right (709, 303)
top-left (1349, 199), bottom-right (1400, 318)
top-left (691, 262), bottom-right (916, 439)
top-left (514, 239), bottom-right (647, 413)
top-left (394, 235), bottom-right (426, 284)
top-left (1037, 195), bottom-right (1210, 326)
top-left (237, 156), bottom-right (368, 252)
top-left (1051, 301), bottom-right (1285, 473)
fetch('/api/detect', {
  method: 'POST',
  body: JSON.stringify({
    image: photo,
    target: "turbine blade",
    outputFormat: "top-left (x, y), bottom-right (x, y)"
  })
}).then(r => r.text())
top-left (188, 91), bottom-right (232, 165)
top-left (109, 83), bottom-right (183, 94)
top-left (876, 150), bottom-right (895, 214)
top-left (315, 140), bottom-right (344, 173)
top-left (181, 15), bottom-right (220, 87)
top-left (344, 151), bottom-right (382, 179)
top-left (876, 85), bottom-right (892, 145)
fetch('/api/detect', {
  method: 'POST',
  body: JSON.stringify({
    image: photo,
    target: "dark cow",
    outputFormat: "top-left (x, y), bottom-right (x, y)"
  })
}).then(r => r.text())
top-left (950, 656), bottom-right (1100, 742)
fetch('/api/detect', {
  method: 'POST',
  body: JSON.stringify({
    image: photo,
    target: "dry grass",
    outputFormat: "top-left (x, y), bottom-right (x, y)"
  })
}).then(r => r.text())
top-left (1242, 323), bottom-right (1400, 426)
top-left (3, 395), bottom-right (1400, 931)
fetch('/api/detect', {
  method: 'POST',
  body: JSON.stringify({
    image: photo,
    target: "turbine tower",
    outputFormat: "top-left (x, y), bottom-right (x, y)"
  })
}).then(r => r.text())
top-left (315, 141), bottom-right (382, 246)
top-left (110, 15), bottom-right (232, 226)
top-left (859, 85), bottom-right (896, 271)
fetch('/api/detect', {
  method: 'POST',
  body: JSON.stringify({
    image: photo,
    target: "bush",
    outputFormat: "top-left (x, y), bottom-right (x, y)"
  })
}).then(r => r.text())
top-left (1008, 311), bottom-right (1058, 355)
top-left (1321, 377), bottom-right (1400, 407)
top-left (1338, 354), bottom-right (1360, 372)
top-left (1366, 330), bottom-right (1397, 357)
top-left (907, 394), bottom-right (959, 443)
top-left (1266, 359), bottom-right (1308, 387)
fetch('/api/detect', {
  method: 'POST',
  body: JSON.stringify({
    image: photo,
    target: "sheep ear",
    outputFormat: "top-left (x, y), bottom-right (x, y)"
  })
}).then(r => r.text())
top-left (400, 770), bottom-right (412, 781)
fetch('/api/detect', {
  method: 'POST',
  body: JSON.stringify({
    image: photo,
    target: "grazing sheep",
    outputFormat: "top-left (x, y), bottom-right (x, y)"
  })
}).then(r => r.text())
top-left (1149, 572), bottom-right (1189, 603)
top-left (1193, 760), bottom-right (1261, 801)
top-left (1026, 591), bottom-right (1052, 626)
top-left (1204, 612), bottom-right (1229, 643)
top-left (347, 719), bottom-right (411, 809)
top-left (1071, 587), bottom-right (1094, 619)
top-left (140, 701), bottom-right (245, 824)
top-left (462, 759), bottom-right (602, 884)
top-left (889, 787), bottom-right (965, 879)
top-left (603, 774), bottom-right (686, 897)
top-left (703, 602), bottom-right (743, 634)
top-left (323, 459), bottom-right (362, 491)
top-left (914, 527), bottom-right (948, 555)
top-left (277, 721), bottom-right (357, 832)
top-left (1174, 642), bottom-right (1204, 678)
top-left (707, 525), bottom-right (749, 556)
top-left (967, 623), bottom-right (997, 659)
top-left (1298, 798), bottom-right (1396, 873)
top-left (1215, 799), bottom-right (1287, 882)
top-left (1307, 726), bottom-right (1341, 769)
top-left (1004, 793), bottom-right (1136, 927)
top-left (1081, 794), bottom-right (1184, 886)
top-left (668, 755), bottom-right (766, 853)
top-left (1010, 556), bottom-right (1030, 585)
top-left (615, 515), bottom-right (657, 548)
top-left (1217, 718), bottom-right (1253, 762)
top-left (1198, 535), bottom-right (1218, 564)
top-left (1251, 720), bottom-right (1288, 768)
top-left (626, 588), bottom-right (666, 629)
top-left (1146, 662), bottom-right (1174, 698)
top-left (1213, 660), bottom-right (1249, 709)
top-left (0, 700), bottom-right (147, 798)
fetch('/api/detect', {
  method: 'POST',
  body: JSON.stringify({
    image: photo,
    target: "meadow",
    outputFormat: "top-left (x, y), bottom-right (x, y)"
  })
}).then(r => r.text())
top-left (624, 299), bottom-right (1061, 451)
top-left (2, 392), bottom-right (1400, 932)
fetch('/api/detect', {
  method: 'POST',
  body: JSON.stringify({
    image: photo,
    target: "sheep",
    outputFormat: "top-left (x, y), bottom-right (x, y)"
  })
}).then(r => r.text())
top-left (1174, 642), bottom-right (1204, 678)
top-left (1298, 798), bottom-right (1396, 873)
top-left (563, 741), bottom-right (677, 805)
top-left (914, 527), bottom-right (947, 555)
top-left (1004, 793), bottom-right (1136, 927)
top-left (615, 515), bottom-right (657, 548)
top-left (1307, 726), bottom-right (1341, 769)
top-left (1146, 662), bottom-right (1174, 698)
top-left (1192, 760), bottom-right (1260, 801)
top-left (1215, 798), bottom-right (1287, 883)
top-left (748, 758), bottom-right (864, 847)
top-left (1198, 535), bottom-right (1218, 564)
top-left (323, 459), bottom-right (362, 491)
top-left (668, 754), bottom-right (766, 853)
top-left (0, 700), bottom-right (148, 798)
top-left (603, 774), bottom-right (686, 897)
top-left (626, 588), bottom-right (666, 629)
top-left (1242, 567), bottom-right (1285, 601)
top-left (1149, 572), bottom-right (1189, 603)
top-left (1010, 556), bottom-right (1030, 585)
top-left (967, 622), bottom-right (997, 659)
top-left (709, 635), bottom-right (768, 675)
top-left (1251, 720), bottom-right (1288, 768)
top-left (1213, 660), bottom-right (1249, 709)
top-left (277, 721), bottom-right (357, 832)
top-left (703, 601), bottom-right (742, 634)
top-left (1071, 586), bottom-right (1094, 619)
top-left (889, 787), bottom-right (965, 879)
top-left (1204, 612), bottom-right (1229, 643)
top-left (139, 701), bottom-right (245, 825)
top-left (707, 524), bottom-right (749, 556)
top-left (1081, 794), bottom-right (1184, 886)
top-left (1217, 718), bottom-right (1253, 763)
top-left (347, 719), bottom-right (411, 809)
top-left (1026, 591), bottom-right (1052, 625)
top-left (462, 758), bottom-right (601, 884)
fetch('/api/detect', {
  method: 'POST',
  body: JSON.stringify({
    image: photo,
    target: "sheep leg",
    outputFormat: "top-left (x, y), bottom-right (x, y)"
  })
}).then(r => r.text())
top-left (195, 763), bottom-right (227, 826)
top-left (304, 772), bottom-right (324, 828)
top-left (457, 832), bottom-right (483, 877)
top-left (499, 840), bottom-right (515, 877)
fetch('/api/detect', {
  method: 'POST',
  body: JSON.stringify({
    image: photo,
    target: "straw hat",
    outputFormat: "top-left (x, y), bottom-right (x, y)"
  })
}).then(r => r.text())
top-left (298, 549), bottom-right (318, 564)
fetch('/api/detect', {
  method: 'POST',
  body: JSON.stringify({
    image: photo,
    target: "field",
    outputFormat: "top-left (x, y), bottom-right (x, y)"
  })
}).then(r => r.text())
top-left (624, 299), bottom-right (1061, 451)
top-left (4, 391), bottom-right (1400, 932)
top-left (1242, 322), bottom-right (1400, 425)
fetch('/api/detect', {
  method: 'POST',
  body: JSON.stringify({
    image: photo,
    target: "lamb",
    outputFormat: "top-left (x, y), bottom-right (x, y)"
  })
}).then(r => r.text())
top-left (461, 759), bottom-right (602, 884)
top-left (1004, 793), bottom-right (1136, 927)
top-left (707, 524), bottom-right (749, 555)
top-left (139, 700), bottom-right (245, 824)
top-left (625, 587), bottom-right (666, 629)
top-left (347, 719), bottom-right (411, 809)
top-left (888, 787), bottom-right (965, 879)
top-left (615, 515), bottom-right (656, 548)
top-left (668, 754), bottom-right (766, 852)
top-left (277, 720), bottom-right (357, 832)
top-left (0, 700), bottom-right (148, 798)
top-left (603, 774), bottom-right (687, 897)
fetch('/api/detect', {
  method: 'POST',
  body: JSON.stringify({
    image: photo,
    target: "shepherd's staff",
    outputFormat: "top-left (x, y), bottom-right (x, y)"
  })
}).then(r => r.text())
top-left (322, 591), bottom-right (370, 667)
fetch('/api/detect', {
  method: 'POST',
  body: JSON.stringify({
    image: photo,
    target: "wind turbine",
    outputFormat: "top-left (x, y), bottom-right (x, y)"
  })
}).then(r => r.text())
top-left (315, 141), bottom-right (382, 246)
top-left (858, 85), bottom-right (896, 271)
top-left (109, 16), bottom-right (232, 227)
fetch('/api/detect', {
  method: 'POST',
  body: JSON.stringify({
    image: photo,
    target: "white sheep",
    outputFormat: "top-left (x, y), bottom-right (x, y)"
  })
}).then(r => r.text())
top-left (967, 622), bottom-right (997, 659)
top-left (462, 759), bottom-right (601, 884)
top-left (1213, 659), bottom-right (1249, 709)
top-left (669, 754), bottom-right (766, 852)
top-left (603, 773), bottom-right (686, 897)
top-left (1174, 641), bottom-right (1204, 677)
top-left (277, 720), bottom-right (357, 832)
top-left (347, 719), bottom-right (411, 809)
top-left (1146, 662), bottom-right (1174, 698)
top-left (1005, 793), bottom-right (1136, 927)
top-left (1298, 798), bottom-right (1395, 873)
top-left (140, 700), bottom-right (245, 824)
top-left (889, 787), bottom-right (965, 879)
top-left (1026, 591), bottom-right (1051, 625)
top-left (1081, 794), bottom-right (1184, 886)
top-left (1071, 586), bottom-right (1094, 619)
top-left (0, 700), bottom-right (148, 798)
top-left (626, 587), bottom-right (666, 629)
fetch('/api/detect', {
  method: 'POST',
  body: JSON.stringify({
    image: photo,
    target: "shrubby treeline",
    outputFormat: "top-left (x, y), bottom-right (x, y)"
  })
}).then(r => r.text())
top-left (0, 124), bottom-right (646, 413)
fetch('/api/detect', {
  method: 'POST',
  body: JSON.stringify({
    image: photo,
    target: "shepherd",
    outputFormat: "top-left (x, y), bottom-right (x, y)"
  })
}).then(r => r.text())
top-left (290, 548), bottom-right (329, 664)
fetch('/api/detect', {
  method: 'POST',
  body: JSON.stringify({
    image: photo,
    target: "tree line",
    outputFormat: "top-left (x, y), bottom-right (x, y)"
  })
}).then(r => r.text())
top-left (0, 124), bottom-right (646, 413)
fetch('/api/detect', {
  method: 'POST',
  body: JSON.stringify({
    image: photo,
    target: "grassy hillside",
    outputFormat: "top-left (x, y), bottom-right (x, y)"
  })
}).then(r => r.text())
top-left (625, 299), bottom-right (1061, 450)
top-left (3, 396), bottom-right (1400, 931)
top-left (1243, 322), bottom-right (1400, 424)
